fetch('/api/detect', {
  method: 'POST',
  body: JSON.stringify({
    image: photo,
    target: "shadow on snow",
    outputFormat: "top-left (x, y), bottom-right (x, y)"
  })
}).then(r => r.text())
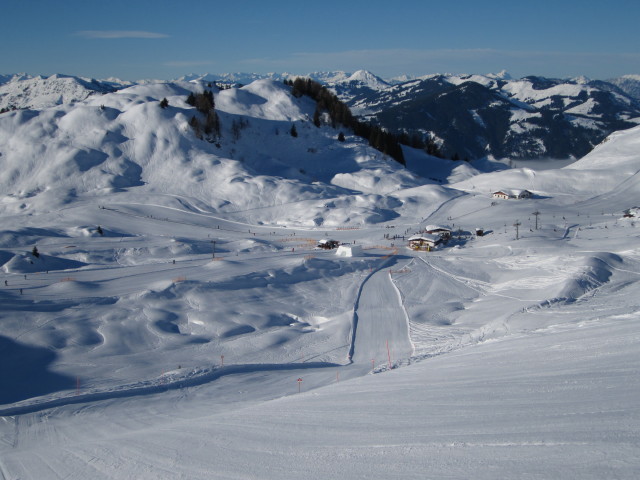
top-left (0, 335), bottom-right (76, 405)
top-left (0, 361), bottom-right (341, 417)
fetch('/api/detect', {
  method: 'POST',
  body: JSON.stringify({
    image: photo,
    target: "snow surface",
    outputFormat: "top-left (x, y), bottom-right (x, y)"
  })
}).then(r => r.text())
top-left (335, 244), bottom-right (363, 257)
top-left (1, 79), bottom-right (640, 479)
top-left (501, 79), bottom-right (589, 104)
top-left (0, 74), bottom-right (117, 110)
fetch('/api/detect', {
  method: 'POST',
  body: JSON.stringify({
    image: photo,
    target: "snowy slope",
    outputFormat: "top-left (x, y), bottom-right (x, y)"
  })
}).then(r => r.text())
top-left (0, 74), bottom-right (118, 110)
top-left (0, 79), bottom-right (426, 225)
top-left (0, 78), bottom-right (639, 479)
top-left (451, 123), bottom-right (640, 203)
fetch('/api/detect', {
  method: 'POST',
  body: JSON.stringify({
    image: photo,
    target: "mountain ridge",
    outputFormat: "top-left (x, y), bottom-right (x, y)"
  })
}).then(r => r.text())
top-left (2, 70), bottom-right (640, 162)
top-left (0, 78), bottom-right (429, 227)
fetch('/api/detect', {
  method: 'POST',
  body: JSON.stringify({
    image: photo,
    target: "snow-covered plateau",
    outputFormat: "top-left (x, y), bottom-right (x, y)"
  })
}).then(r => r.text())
top-left (0, 78), bottom-right (639, 479)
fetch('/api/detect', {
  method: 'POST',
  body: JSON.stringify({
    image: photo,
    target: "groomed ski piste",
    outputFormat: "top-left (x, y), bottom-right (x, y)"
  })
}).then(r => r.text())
top-left (0, 79), bottom-right (639, 478)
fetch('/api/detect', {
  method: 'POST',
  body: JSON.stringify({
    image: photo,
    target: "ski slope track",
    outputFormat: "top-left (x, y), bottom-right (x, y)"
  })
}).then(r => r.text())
top-left (0, 80), bottom-right (639, 479)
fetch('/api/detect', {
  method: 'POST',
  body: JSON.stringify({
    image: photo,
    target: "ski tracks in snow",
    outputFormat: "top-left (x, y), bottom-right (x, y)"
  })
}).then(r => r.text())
top-left (348, 254), bottom-right (413, 369)
top-left (0, 251), bottom-right (414, 417)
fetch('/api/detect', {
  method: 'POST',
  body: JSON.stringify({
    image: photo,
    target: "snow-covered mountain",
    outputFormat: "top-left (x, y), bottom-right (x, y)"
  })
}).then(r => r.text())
top-left (171, 70), bottom-right (640, 162)
top-left (6, 70), bottom-right (640, 162)
top-left (1, 75), bottom-right (640, 479)
top-left (175, 72), bottom-right (288, 86)
top-left (0, 78), bottom-right (424, 226)
top-left (608, 74), bottom-right (640, 101)
top-left (341, 73), bottom-right (640, 160)
top-left (0, 74), bottom-right (122, 110)
top-left (173, 70), bottom-right (391, 91)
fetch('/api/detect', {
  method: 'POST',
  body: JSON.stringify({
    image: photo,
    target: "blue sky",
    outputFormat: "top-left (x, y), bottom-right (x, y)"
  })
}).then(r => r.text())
top-left (3, 0), bottom-right (639, 80)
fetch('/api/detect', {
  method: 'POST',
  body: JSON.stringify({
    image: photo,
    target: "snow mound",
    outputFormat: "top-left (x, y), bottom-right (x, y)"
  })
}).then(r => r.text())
top-left (216, 80), bottom-right (311, 121)
top-left (335, 244), bottom-right (363, 257)
top-left (2, 253), bottom-right (87, 273)
top-left (555, 254), bottom-right (619, 303)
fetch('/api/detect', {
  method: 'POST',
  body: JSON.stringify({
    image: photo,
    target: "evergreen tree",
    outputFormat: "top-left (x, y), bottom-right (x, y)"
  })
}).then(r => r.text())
top-left (231, 119), bottom-right (241, 141)
top-left (368, 126), bottom-right (382, 150)
top-left (204, 110), bottom-right (220, 137)
top-left (189, 115), bottom-right (202, 139)
top-left (195, 91), bottom-right (214, 114)
top-left (410, 133), bottom-right (425, 149)
top-left (291, 78), bottom-right (305, 98)
top-left (338, 131), bottom-right (345, 142)
top-left (287, 76), bottom-right (406, 165)
top-left (32, 246), bottom-right (39, 258)
top-left (290, 124), bottom-right (298, 137)
top-left (159, 98), bottom-right (169, 109)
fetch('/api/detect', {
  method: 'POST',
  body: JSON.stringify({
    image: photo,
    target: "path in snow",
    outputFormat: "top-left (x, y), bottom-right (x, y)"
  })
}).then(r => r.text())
top-left (350, 260), bottom-right (414, 369)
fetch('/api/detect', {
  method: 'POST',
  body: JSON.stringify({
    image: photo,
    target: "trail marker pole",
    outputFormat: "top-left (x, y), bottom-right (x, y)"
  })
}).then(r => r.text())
top-left (386, 340), bottom-right (392, 369)
top-left (336, 371), bottom-right (339, 382)
top-left (221, 355), bottom-right (224, 366)
top-left (371, 359), bottom-right (375, 372)
top-left (297, 377), bottom-right (302, 393)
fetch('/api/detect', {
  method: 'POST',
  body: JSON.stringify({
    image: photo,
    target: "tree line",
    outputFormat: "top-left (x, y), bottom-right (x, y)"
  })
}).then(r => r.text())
top-left (285, 77), bottom-right (405, 165)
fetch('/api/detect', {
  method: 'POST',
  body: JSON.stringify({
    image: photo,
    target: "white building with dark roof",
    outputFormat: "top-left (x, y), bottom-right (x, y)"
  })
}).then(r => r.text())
top-left (422, 225), bottom-right (452, 241)
top-left (408, 234), bottom-right (442, 251)
top-left (492, 189), bottom-right (532, 200)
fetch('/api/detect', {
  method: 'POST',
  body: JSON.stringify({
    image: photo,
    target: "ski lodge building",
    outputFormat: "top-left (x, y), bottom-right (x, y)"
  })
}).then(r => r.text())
top-left (492, 189), bottom-right (532, 200)
top-left (317, 239), bottom-right (340, 250)
top-left (407, 233), bottom-right (443, 251)
top-left (422, 225), bottom-right (452, 240)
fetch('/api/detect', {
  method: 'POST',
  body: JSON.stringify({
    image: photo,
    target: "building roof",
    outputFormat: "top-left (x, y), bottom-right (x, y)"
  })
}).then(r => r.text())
top-left (493, 189), bottom-right (531, 197)
top-left (408, 234), bottom-right (441, 242)
top-left (423, 225), bottom-right (451, 233)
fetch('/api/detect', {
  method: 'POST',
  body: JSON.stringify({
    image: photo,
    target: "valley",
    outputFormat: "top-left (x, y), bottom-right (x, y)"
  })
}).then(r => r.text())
top-left (0, 77), bottom-right (639, 479)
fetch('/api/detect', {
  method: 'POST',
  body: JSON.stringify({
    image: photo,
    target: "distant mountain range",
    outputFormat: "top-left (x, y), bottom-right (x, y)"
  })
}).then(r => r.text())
top-left (607, 74), bottom-right (640, 102)
top-left (320, 71), bottom-right (640, 160)
top-left (2, 70), bottom-right (639, 161)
